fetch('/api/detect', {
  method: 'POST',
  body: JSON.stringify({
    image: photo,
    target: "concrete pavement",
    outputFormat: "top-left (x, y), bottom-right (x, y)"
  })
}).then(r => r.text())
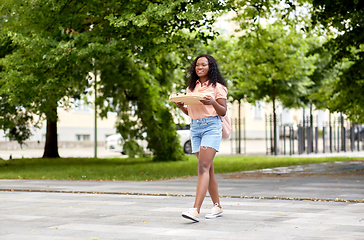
top-left (1, 160), bottom-right (364, 239)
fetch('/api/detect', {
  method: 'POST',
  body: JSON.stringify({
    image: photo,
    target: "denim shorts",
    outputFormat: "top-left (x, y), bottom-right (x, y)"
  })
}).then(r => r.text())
top-left (190, 115), bottom-right (222, 153)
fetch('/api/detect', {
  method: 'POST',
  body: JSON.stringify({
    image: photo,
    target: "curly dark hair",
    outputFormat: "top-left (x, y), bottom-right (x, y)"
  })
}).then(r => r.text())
top-left (187, 54), bottom-right (226, 91)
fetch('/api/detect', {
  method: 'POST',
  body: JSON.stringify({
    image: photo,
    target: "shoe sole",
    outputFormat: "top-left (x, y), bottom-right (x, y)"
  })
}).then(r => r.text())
top-left (205, 212), bottom-right (223, 219)
top-left (182, 213), bottom-right (200, 222)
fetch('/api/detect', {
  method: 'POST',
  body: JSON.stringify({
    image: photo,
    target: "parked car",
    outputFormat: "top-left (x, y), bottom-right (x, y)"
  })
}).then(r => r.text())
top-left (105, 134), bottom-right (124, 153)
top-left (105, 125), bottom-right (192, 154)
top-left (177, 127), bottom-right (192, 154)
top-left (346, 124), bottom-right (364, 141)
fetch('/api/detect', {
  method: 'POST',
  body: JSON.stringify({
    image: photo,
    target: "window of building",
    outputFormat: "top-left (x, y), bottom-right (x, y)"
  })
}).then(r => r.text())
top-left (73, 99), bottom-right (92, 113)
top-left (76, 134), bottom-right (90, 141)
top-left (253, 101), bottom-right (264, 120)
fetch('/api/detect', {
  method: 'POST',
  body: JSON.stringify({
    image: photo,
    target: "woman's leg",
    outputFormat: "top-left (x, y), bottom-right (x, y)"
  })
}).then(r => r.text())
top-left (207, 163), bottom-right (221, 207)
top-left (193, 146), bottom-right (217, 213)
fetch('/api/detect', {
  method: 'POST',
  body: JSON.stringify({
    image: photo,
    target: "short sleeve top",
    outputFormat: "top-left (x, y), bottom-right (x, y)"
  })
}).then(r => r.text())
top-left (186, 80), bottom-right (228, 119)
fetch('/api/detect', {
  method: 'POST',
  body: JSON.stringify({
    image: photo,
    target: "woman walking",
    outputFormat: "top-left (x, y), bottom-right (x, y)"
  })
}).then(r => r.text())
top-left (175, 54), bottom-right (227, 222)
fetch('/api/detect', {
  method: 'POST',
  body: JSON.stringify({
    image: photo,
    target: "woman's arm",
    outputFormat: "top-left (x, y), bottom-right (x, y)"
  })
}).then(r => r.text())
top-left (200, 96), bottom-right (227, 116)
top-left (175, 102), bottom-right (189, 115)
top-left (215, 98), bottom-right (227, 116)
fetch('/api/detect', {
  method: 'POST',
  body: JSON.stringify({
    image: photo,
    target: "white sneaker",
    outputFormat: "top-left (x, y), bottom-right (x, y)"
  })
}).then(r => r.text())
top-left (205, 203), bottom-right (223, 219)
top-left (182, 208), bottom-right (200, 222)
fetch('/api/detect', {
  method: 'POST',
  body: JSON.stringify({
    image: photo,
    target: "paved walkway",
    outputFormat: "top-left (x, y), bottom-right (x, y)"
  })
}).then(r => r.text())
top-left (1, 160), bottom-right (364, 239)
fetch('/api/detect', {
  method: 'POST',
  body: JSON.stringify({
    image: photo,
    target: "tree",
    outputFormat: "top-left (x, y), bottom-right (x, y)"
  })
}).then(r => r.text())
top-left (234, 24), bottom-right (316, 154)
top-left (306, 0), bottom-right (364, 122)
top-left (229, 0), bottom-right (364, 122)
top-left (0, 30), bottom-right (40, 146)
top-left (0, 0), bottom-right (228, 160)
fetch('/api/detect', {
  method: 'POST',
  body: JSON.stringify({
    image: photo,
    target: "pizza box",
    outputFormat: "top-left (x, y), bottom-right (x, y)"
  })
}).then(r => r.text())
top-left (169, 92), bottom-right (206, 105)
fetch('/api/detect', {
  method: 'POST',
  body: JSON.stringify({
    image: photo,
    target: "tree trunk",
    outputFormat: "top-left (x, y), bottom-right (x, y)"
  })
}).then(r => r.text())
top-left (272, 81), bottom-right (278, 155)
top-left (273, 98), bottom-right (278, 155)
top-left (303, 108), bottom-right (306, 151)
top-left (340, 112), bottom-right (344, 151)
top-left (310, 104), bottom-right (313, 152)
top-left (238, 99), bottom-right (241, 154)
top-left (42, 107), bottom-right (60, 158)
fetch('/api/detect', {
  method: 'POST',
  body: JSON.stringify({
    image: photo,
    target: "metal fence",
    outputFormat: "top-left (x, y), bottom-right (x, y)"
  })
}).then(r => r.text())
top-left (265, 114), bottom-right (281, 155)
top-left (265, 114), bottom-right (364, 156)
top-left (230, 117), bottom-right (246, 154)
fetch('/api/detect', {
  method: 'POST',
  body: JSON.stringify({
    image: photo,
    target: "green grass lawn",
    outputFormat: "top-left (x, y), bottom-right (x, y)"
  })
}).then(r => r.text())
top-left (0, 155), bottom-right (361, 181)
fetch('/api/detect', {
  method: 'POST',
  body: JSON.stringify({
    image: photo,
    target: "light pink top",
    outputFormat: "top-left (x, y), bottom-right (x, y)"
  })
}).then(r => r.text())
top-left (187, 80), bottom-right (227, 119)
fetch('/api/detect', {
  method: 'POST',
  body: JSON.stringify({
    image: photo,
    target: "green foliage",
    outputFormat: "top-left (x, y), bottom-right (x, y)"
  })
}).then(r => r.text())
top-left (238, 24), bottom-right (316, 154)
top-left (0, 0), bottom-right (228, 160)
top-left (211, 9), bottom-right (317, 154)
top-left (232, 0), bottom-right (310, 31)
top-left (0, 94), bottom-right (37, 145)
top-left (305, 39), bottom-right (342, 110)
top-left (0, 31), bottom-right (38, 145)
top-left (236, 24), bottom-right (316, 108)
top-left (201, 36), bottom-right (247, 101)
top-left (231, 0), bottom-right (364, 121)
top-left (305, 0), bottom-right (364, 121)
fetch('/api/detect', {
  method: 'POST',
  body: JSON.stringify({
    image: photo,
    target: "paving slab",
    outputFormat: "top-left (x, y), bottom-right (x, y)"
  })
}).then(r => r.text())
top-left (1, 160), bottom-right (364, 239)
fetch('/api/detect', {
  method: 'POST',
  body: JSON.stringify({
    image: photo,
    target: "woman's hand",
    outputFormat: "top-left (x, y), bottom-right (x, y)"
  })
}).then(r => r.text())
top-left (175, 102), bottom-right (184, 109)
top-left (200, 95), bottom-right (227, 116)
top-left (199, 95), bottom-right (215, 105)
top-left (175, 102), bottom-right (188, 115)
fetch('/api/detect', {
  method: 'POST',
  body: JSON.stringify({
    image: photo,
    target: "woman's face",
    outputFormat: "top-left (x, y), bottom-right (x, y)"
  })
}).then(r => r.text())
top-left (195, 57), bottom-right (209, 79)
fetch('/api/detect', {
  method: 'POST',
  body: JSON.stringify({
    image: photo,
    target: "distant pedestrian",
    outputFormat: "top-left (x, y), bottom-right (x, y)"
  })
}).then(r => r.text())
top-left (175, 54), bottom-right (227, 222)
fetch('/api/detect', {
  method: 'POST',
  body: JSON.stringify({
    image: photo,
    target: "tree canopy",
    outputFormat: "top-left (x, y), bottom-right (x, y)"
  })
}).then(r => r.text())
top-left (229, 0), bottom-right (364, 122)
top-left (307, 0), bottom-right (364, 121)
top-left (0, 0), bottom-right (228, 160)
top-left (0, 33), bottom-right (38, 145)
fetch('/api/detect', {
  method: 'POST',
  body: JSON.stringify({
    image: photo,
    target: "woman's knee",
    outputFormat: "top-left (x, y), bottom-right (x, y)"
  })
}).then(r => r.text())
top-left (198, 162), bottom-right (210, 175)
top-left (197, 147), bottom-right (216, 175)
